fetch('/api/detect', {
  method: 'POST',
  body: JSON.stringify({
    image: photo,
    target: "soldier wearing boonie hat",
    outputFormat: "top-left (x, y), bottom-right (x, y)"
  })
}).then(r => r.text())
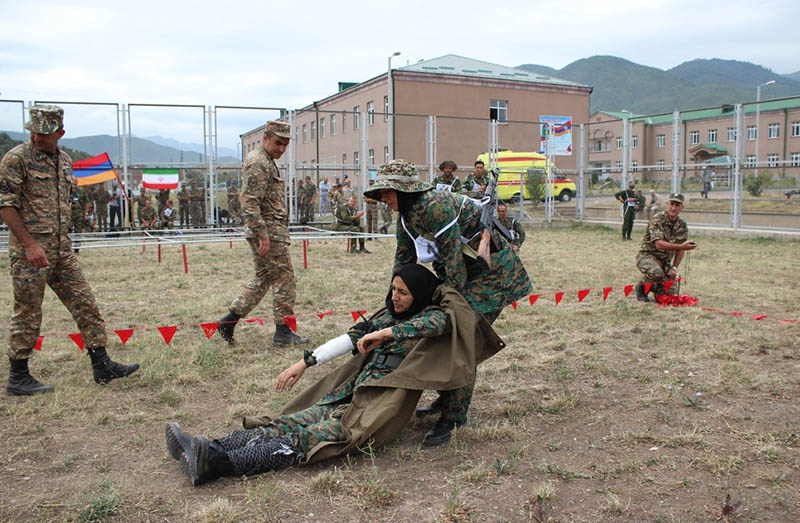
top-left (634, 192), bottom-right (696, 302)
top-left (216, 118), bottom-right (310, 348)
top-left (0, 104), bottom-right (140, 396)
top-left (367, 159), bottom-right (532, 447)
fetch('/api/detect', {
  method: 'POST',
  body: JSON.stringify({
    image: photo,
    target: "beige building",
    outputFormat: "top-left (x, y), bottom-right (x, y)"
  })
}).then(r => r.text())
top-left (588, 97), bottom-right (800, 184)
top-left (243, 55), bottom-right (591, 184)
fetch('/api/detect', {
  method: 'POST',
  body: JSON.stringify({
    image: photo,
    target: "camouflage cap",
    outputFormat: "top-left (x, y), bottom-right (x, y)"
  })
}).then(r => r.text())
top-left (266, 120), bottom-right (291, 139)
top-left (25, 104), bottom-right (64, 134)
top-left (439, 160), bottom-right (457, 171)
top-left (364, 159), bottom-right (433, 200)
top-left (668, 193), bottom-right (685, 204)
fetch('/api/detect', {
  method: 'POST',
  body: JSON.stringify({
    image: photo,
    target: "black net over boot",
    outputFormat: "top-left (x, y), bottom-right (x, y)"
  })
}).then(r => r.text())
top-left (216, 310), bottom-right (241, 346)
top-left (226, 437), bottom-right (302, 477)
top-left (88, 348), bottom-right (140, 384)
top-left (6, 358), bottom-right (54, 396)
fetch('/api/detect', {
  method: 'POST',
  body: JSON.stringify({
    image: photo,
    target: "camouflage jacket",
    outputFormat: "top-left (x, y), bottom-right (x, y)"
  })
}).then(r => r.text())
top-left (319, 305), bottom-right (449, 404)
top-left (462, 173), bottom-right (488, 193)
top-left (335, 203), bottom-right (360, 225)
top-left (136, 193), bottom-right (151, 217)
top-left (638, 211), bottom-right (688, 265)
top-left (0, 142), bottom-right (76, 256)
top-left (176, 188), bottom-right (190, 207)
top-left (432, 175), bottom-right (462, 193)
top-left (300, 181), bottom-right (316, 205)
top-left (240, 146), bottom-right (289, 243)
top-left (70, 187), bottom-right (89, 226)
top-left (93, 187), bottom-right (111, 205)
top-left (498, 215), bottom-right (525, 247)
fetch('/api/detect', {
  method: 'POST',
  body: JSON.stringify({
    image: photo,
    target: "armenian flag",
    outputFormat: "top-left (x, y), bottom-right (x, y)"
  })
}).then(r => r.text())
top-left (142, 169), bottom-right (179, 190)
top-left (72, 153), bottom-right (118, 186)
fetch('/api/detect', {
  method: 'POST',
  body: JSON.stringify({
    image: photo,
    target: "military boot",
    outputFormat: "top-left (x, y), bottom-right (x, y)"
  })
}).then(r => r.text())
top-left (273, 324), bottom-right (310, 346)
top-left (423, 418), bottom-right (466, 447)
top-left (180, 435), bottom-right (231, 486)
top-left (165, 422), bottom-right (193, 461)
top-left (88, 348), bottom-right (140, 384)
top-left (6, 358), bottom-right (54, 396)
top-left (358, 239), bottom-right (371, 254)
top-left (635, 283), bottom-right (650, 303)
top-left (415, 396), bottom-right (442, 418)
top-left (216, 310), bottom-right (241, 346)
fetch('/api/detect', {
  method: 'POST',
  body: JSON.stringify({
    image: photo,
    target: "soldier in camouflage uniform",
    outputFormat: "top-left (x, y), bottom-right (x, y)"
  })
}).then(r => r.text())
top-left (363, 179), bottom-right (379, 237)
top-left (635, 193), bottom-right (697, 302)
top-left (188, 181), bottom-right (205, 228)
top-left (379, 201), bottom-right (393, 234)
top-left (216, 121), bottom-right (309, 347)
top-left (176, 185), bottom-right (190, 228)
top-left (615, 181), bottom-right (638, 241)
top-left (365, 159), bottom-right (532, 446)
top-left (496, 202), bottom-right (525, 251)
top-left (69, 185), bottom-right (90, 253)
top-left (136, 187), bottom-right (151, 227)
top-left (462, 160), bottom-right (489, 197)
top-left (0, 105), bottom-right (139, 396)
top-left (432, 160), bottom-right (462, 193)
top-left (299, 175), bottom-right (316, 224)
top-left (93, 183), bottom-right (110, 231)
top-left (160, 199), bottom-right (175, 229)
top-left (167, 264), bottom-right (463, 486)
top-left (227, 181), bottom-right (241, 224)
top-left (334, 196), bottom-right (369, 253)
top-left (138, 199), bottom-right (158, 230)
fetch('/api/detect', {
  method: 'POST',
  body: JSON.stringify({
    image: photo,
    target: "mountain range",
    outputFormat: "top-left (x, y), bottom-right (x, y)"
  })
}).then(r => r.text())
top-left (517, 56), bottom-right (800, 115)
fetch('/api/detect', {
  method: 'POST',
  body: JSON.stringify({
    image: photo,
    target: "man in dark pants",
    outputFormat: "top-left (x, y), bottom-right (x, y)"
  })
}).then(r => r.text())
top-left (615, 181), bottom-right (637, 240)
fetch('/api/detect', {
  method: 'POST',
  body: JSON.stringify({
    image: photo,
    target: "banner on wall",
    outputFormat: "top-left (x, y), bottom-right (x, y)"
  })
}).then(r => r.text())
top-left (540, 115), bottom-right (573, 156)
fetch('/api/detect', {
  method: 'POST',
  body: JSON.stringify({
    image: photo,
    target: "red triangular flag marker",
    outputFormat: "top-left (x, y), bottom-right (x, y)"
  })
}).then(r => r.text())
top-left (317, 310), bottom-right (332, 319)
top-left (34, 336), bottom-right (44, 351)
top-left (511, 301), bottom-right (518, 311)
top-left (624, 285), bottom-right (634, 297)
top-left (554, 292), bottom-right (564, 306)
top-left (283, 316), bottom-right (298, 333)
top-left (69, 333), bottom-right (85, 350)
top-left (730, 312), bottom-right (743, 317)
top-left (602, 287), bottom-right (613, 302)
top-left (752, 314), bottom-right (767, 321)
top-left (246, 317), bottom-right (264, 326)
top-left (778, 319), bottom-right (797, 325)
top-left (350, 310), bottom-right (367, 322)
top-left (701, 306), bottom-right (716, 311)
top-left (200, 322), bottom-right (218, 339)
top-left (663, 280), bottom-right (674, 292)
top-left (158, 326), bottom-right (178, 345)
top-left (578, 289), bottom-right (590, 302)
top-left (643, 283), bottom-right (653, 294)
top-left (114, 329), bottom-right (134, 346)
top-left (528, 294), bottom-right (539, 306)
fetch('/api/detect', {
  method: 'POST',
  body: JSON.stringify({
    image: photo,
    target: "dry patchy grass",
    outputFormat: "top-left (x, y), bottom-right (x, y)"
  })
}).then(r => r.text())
top-left (0, 226), bottom-right (798, 522)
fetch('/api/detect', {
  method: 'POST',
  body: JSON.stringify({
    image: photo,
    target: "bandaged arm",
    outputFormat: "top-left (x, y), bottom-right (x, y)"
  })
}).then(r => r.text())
top-left (303, 334), bottom-right (354, 367)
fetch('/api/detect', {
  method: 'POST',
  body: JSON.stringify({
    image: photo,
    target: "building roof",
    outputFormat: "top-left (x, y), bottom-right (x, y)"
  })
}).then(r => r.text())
top-left (397, 54), bottom-right (590, 89)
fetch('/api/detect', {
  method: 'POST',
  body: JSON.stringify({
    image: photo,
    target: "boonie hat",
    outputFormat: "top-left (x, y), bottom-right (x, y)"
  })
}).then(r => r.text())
top-left (25, 104), bottom-right (64, 134)
top-left (364, 159), bottom-right (433, 200)
top-left (265, 120), bottom-right (291, 139)
top-left (668, 193), bottom-right (685, 204)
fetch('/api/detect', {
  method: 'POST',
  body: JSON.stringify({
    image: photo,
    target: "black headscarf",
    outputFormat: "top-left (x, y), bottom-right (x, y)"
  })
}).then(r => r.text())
top-left (385, 263), bottom-right (442, 320)
top-left (396, 190), bottom-right (425, 216)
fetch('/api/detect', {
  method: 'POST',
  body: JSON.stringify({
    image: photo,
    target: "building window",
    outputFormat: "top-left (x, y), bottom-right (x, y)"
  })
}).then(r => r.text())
top-left (302, 124), bottom-right (307, 144)
top-left (384, 96), bottom-right (389, 122)
top-left (745, 154), bottom-right (756, 167)
top-left (368, 148), bottom-right (375, 166)
top-left (792, 121), bottom-right (800, 137)
top-left (767, 153), bottom-right (779, 167)
top-left (656, 134), bottom-right (665, 148)
top-left (384, 146), bottom-right (389, 163)
top-left (367, 101), bottom-right (375, 126)
top-left (595, 139), bottom-right (603, 152)
top-left (768, 123), bottom-right (780, 139)
top-left (311, 121), bottom-right (316, 141)
top-left (354, 151), bottom-right (360, 169)
top-left (330, 114), bottom-right (337, 136)
top-left (320, 118), bottom-right (326, 139)
top-left (657, 159), bottom-right (666, 171)
top-left (489, 99), bottom-right (508, 123)
top-left (342, 112), bottom-right (346, 134)
top-left (708, 129), bottom-right (718, 143)
top-left (746, 125), bottom-right (757, 140)
top-left (615, 161), bottom-right (622, 172)
top-left (616, 137), bottom-right (623, 149)
top-left (631, 135), bottom-right (639, 148)
top-left (342, 153), bottom-right (347, 165)
top-left (689, 130), bottom-right (700, 145)
top-left (630, 160), bottom-right (639, 172)
top-left (727, 127), bottom-right (736, 142)
top-left (353, 106), bottom-right (360, 131)
top-left (790, 152), bottom-right (800, 167)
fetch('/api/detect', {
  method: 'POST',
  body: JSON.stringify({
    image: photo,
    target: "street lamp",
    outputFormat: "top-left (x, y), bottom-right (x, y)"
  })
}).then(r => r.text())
top-left (387, 51), bottom-right (401, 160)
top-left (620, 110), bottom-right (631, 189)
top-left (755, 80), bottom-right (775, 175)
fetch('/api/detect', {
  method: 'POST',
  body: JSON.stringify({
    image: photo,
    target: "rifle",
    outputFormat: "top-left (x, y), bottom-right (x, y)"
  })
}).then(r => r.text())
top-left (479, 168), bottom-right (513, 250)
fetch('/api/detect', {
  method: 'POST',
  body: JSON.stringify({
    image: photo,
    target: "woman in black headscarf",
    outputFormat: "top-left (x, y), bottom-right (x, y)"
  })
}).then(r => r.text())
top-left (165, 264), bottom-right (503, 486)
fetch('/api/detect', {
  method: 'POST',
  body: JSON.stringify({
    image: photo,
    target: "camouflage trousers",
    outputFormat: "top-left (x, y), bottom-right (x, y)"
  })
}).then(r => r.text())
top-left (96, 203), bottom-right (108, 231)
top-left (366, 205), bottom-right (378, 234)
top-left (189, 203), bottom-right (204, 227)
top-left (299, 202), bottom-right (314, 224)
top-left (636, 253), bottom-right (678, 295)
top-left (178, 206), bottom-right (189, 227)
top-left (216, 402), bottom-right (347, 455)
top-left (230, 238), bottom-right (297, 326)
top-left (8, 253), bottom-right (106, 359)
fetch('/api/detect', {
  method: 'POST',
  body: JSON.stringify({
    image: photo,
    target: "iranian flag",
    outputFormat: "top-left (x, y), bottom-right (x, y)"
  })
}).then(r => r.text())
top-left (142, 168), bottom-right (179, 189)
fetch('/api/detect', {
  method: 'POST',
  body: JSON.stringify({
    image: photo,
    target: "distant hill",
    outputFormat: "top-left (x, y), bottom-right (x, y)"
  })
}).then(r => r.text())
top-left (0, 131), bottom-right (237, 164)
top-left (517, 56), bottom-right (800, 114)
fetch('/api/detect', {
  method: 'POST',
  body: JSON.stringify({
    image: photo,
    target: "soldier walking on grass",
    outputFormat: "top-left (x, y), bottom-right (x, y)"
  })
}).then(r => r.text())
top-left (0, 105), bottom-right (139, 396)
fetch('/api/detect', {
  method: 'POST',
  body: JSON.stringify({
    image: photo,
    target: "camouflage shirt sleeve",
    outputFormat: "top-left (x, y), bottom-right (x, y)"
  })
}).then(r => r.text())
top-left (240, 150), bottom-right (271, 240)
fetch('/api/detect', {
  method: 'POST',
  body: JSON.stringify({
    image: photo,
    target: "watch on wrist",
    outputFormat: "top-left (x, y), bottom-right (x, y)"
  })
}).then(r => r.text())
top-left (302, 350), bottom-right (317, 367)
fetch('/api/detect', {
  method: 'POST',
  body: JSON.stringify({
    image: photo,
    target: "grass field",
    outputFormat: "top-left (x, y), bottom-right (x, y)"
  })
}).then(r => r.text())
top-left (0, 225), bottom-right (798, 522)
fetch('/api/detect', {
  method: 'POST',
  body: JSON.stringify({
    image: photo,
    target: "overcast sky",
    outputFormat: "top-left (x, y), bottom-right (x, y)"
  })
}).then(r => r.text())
top-left (1, 0), bottom-right (797, 152)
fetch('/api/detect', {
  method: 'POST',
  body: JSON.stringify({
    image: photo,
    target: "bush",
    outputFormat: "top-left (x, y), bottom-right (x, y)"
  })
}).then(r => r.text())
top-left (525, 169), bottom-right (545, 206)
top-left (745, 171), bottom-right (772, 197)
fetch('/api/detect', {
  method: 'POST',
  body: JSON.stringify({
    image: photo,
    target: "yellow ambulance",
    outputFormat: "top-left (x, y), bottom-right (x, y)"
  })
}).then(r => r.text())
top-left (476, 150), bottom-right (577, 202)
